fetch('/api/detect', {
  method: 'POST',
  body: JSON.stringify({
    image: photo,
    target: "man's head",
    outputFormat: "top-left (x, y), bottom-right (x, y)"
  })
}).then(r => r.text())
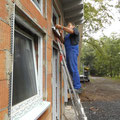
top-left (67, 22), bottom-right (75, 29)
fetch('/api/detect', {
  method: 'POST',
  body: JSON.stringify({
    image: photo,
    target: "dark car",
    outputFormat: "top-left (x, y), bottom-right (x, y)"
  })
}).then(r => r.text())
top-left (80, 75), bottom-right (90, 82)
top-left (80, 67), bottom-right (90, 82)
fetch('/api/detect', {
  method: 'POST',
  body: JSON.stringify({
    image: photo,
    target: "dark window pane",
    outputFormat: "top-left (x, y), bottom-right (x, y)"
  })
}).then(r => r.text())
top-left (33, 0), bottom-right (41, 10)
top-left (53, 13), bottom-right (57, 26)
top-left (12, 31), bottom-right (37, 106)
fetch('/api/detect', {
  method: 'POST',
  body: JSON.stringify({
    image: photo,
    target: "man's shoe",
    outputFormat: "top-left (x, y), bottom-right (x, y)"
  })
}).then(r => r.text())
top-left (75, 88), bottom-right (82, 94)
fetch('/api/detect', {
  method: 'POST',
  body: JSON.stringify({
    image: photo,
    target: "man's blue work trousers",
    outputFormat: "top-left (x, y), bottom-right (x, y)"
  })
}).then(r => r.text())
top-left (66, 49), bottom-right (81, 89)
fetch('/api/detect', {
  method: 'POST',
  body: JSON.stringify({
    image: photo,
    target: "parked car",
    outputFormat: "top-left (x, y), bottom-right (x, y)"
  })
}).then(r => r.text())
top-left (80, 67), bottom-right (90, 82)
top-left (80, 75), bottom-right (90, 82)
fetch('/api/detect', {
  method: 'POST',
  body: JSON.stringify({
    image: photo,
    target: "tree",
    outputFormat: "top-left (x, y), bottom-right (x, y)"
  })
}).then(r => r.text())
top-left (84, 0), bottom-right (113, 38)
top-left (115, 0), bottom-right (120, 17)
top-left (81, 0), bottom-right (120, 77)
top-left (81, 34), bottom-right (120, 77)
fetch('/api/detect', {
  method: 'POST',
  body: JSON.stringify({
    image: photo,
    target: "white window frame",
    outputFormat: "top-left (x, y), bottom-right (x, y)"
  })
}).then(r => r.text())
top-left (45, 0), bottom-right (47, 19)
top-left (52, 48), bottom-right (60, 120)
top-left (52, 6), bottom-right (59, 26)
top-left (52, 6), bottom-right (60, 36)
top-left (31, 0), bottom-right (43, 15)
top-left (11, 28), bottom-right (50, 120)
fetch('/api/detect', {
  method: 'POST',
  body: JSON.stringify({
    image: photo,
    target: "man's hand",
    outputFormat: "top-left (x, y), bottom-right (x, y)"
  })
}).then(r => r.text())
top-left (56, 24), bottom-right (63, 29)
top-left (59, 30), bottom-right (63, 35)
top-left (56, 24), bottom-right (74, 34)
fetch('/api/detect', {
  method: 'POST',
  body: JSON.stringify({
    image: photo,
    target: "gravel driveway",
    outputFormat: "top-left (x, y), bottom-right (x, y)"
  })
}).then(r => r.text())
top-left (65, 77), bottom-right (120, 120)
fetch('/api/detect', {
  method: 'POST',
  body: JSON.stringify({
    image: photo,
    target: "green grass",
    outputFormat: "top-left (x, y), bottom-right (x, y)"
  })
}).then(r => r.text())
top-left (106, 76), bottom-right (120, 82)
top-left (111, 77), bottom-right (120, 82)
top-left (89, 76), bottom-right (95, 82)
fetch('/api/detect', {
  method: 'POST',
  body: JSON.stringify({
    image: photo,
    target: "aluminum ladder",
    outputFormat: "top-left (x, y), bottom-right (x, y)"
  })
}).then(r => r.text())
top-left (57, 41), bottom-right (87, 120)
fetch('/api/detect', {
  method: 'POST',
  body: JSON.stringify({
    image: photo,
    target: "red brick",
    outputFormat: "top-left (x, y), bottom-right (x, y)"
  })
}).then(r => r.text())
top-left (0, 80), bottom-right (9, 109)
top-left (47, 61), bottom-right (52, 74)
top-left (0, 21), bottom-right (10, 50)
top-left (47, 49), bottom-right (52, 62)
top-left (19, 0), bottom-right (47, 29)
top-left (43, 40), bottom-right (46, 61)
top-left (0, 0), bottom-right (8, 21)
top-left (0, 51), bottom-right (6, 80)
top-left (44, 112), bottom-right (52, 120)
top-left (38, 108), bottom-right (51, 120)
top-left (0, 109), bottom-right (8, 120)
top-left (47, 38), bottom-right (52, 50)
top-left (47, 74), bottom-right (52, 102)
top-left (42, 70), bottom-right (46, 98)
top-left (0, 0), bottom-right (65, 119)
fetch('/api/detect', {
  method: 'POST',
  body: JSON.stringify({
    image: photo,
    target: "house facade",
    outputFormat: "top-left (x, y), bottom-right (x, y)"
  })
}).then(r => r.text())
top-left (0, 0), bottom-right (84, 120)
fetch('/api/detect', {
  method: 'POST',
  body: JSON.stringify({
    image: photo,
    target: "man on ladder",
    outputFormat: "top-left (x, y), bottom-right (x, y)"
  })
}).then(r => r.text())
top-left (56, 22), bottom-right (82, 94)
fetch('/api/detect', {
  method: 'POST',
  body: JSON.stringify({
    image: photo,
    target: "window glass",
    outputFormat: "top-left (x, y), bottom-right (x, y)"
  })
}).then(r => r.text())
top-left (53, 13), bottom-right (57, 26)
top-left (12, 31), bottom-right (37, 106)
top-left (52, 7), bottom-right (59, 26)
top-left (33, 0), bottom-right (42, 11)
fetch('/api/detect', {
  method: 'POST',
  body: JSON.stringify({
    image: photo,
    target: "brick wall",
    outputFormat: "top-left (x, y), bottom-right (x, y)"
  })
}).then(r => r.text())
top-left (0, 0), bottom-right (65, 119)
top-left (0, 0), bottom-right (11, 117)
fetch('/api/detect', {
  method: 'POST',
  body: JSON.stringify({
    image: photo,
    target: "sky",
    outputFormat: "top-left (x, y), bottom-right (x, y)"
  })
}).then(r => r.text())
top-left (92, 0), bottom-right (120, 39)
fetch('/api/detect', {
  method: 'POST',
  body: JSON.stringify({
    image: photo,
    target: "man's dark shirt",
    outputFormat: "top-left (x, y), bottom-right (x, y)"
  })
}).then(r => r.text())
top-left (64, 27), bottom-right (80, 55)
top-left (70, 27), bottom-right (80, 45)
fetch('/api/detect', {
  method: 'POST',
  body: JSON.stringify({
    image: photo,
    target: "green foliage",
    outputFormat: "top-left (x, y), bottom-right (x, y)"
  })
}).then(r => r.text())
top-left (115, 1), bottom-right (120, 20)
top-left (82, 0), bottom-right (119, 77)
top-left (81, 35), bottom-right (120, 77)
top-left (84, 0), bottom-right (113, 37)
top-left (115, 1), bottom-right (120, 8)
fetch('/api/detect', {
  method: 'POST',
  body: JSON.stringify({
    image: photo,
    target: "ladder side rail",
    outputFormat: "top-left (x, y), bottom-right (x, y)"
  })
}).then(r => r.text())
top-left (57, 42), bottom-right (79, 100)
top-left (62, 62), bottom-right (79, 120)
top-left (57, 41), bottom-right (86, 120)
top-left (61, 55), bottom-right (84, 119)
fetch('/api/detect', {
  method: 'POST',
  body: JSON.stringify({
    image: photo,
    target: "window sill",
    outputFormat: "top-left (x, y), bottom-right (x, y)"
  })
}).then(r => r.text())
top-left (20, 101), bottom-right (50, 120)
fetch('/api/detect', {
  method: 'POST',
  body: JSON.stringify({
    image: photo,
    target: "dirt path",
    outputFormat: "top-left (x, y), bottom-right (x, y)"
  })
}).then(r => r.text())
top-left (65, 77), bottom-right (120, 120)
top-left (81, 77), bottom-right (120, 120)
top-left (81, 77), bottom-right (120, 102)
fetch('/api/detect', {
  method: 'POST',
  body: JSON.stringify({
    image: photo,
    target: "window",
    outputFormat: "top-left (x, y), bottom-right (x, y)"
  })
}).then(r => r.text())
top-left (53, 13), bottom-right (57, 26)
top-left (13, 31), bottom-right (37, 105)
top-left (44, 0), bottom-right (47, 18)
top-left (52, 7), bottom-right (60, 36)
top-left (11, 21), bottom-right (50, 119)
top-left (32, 0), bottom-right (43, 14)
top-left (52, 7), bottom-right (59, 26)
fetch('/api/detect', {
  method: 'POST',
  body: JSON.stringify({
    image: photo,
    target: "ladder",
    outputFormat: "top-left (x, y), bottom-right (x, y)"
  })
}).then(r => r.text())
top-left (57, 41), bottom-right (87, 120)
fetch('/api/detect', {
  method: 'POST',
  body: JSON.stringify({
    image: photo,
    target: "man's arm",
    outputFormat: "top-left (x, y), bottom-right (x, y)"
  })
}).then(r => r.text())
top-left (56, 24), bottom-right (74, 34)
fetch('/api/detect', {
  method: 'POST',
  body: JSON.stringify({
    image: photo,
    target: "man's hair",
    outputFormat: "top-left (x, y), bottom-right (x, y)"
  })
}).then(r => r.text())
top-left (68, 22), bottom-right (75, 26)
